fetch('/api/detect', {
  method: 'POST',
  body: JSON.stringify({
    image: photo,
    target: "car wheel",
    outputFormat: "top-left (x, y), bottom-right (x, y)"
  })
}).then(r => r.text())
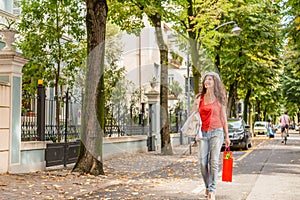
top-left (244, 143), bottom-right (249, 150)
top-left (243, 139), bottom-right (250, 150)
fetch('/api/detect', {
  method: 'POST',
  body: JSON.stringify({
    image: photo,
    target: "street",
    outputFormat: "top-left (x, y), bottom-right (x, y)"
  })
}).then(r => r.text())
top-left (0, 132), bottom-right (299, 199)
top-left (218, 131), bottom-right (300, 200)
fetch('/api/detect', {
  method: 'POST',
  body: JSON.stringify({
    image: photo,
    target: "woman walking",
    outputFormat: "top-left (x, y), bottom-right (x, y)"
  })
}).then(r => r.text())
top-left (193, 71), bottom-right (230, 200)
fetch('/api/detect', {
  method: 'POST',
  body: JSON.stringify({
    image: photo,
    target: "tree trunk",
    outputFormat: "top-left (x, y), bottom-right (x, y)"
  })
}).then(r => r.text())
top-left (297, 112), bottom-right (300, 124)
top-left (73, 0), bottom-right (107, 175)
top-left (214, 41), bottom-right (222, 72)
top-left (190, 40), bottom-right (201, 94)
top-left (149, 13), bottom-right (173, 155)
top-left (255, 98), bottom-right (261, 121)
top-left (243, 88), bottom-right (251, 124)
top-left (227, 81), bottom-right (237, 117)
top-left (187, 0), bottom-right (200, 95)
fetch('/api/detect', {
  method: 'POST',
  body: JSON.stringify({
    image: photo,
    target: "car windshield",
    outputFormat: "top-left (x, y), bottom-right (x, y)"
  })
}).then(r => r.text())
top-left (228, 120), bottom-right (243, 130)
top-left (254, 122), bottom-right (266, 127)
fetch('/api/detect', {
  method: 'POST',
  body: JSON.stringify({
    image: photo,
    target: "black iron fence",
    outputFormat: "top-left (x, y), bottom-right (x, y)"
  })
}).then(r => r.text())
top-left (169, 109), bottom-right (187, 133)
top-left (21, 86), bottom-right (187, 142)
top-left (21, 87), bottom-right (151, 142)
top-left (21, 87), bottom-right (81, 142)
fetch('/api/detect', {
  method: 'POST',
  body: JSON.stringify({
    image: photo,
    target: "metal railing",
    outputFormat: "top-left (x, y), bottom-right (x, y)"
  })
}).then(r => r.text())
top-left (21, 87), bottom-right (82, 142)
top-left (21, 87), bottom-right (187, 141)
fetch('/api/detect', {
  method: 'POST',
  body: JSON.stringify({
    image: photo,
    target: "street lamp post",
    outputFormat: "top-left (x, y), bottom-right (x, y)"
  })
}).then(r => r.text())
top-left (214, 21), bottom-right (242, 36)
top-left (231, 24), bottom-right (243, 36)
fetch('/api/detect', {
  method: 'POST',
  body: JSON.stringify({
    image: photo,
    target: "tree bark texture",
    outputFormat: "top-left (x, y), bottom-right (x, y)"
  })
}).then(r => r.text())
top-left (255, 98), bottom-right (261, 122)
top-left (149, 13), bottom-right (173, 155)
top-left (73, 0), bottom-right (107, 175)
top-left (243, 89), bottom-right (251, 124)
top-left (190, 40), bottom-right (201, 94)
top-left (227, 81), bottom-right (237, 117)
top-left (187, 0), bottom-right (203, 95)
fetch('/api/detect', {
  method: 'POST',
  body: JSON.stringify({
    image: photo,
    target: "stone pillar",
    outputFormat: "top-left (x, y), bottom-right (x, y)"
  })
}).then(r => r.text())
top-left (0, 31), bottom-right (28, 173)
top-left (0, 80), bottom-right (10, 173)
top-left (145, 90), bottom-right (160, 151)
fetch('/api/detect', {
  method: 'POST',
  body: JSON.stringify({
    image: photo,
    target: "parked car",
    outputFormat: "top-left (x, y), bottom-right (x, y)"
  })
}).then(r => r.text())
top-left (223, 118), bottom-right (252, 150)
top-left (253, 121), bottom-right (268, 136)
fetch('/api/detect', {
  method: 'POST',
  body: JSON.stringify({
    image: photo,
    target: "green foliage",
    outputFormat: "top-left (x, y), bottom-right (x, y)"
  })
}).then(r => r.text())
top-left (209, 0), bottom-right (283, 120)
top-left (281, 0), bottom-right (300, 116)
top-left (17, 0), bottom-right (86, 95)
top-left (165, 0), bottom-right (288, 121)
top-left (104, 23), bottom-right (127, 111)
top-left (108, 0), bottom-right (145, 34)
top-left (169, 80), bottom-right (183, 97)
top-left (107, 0), bottom-right (299, 122)
top-left (108, 0), bottom-right (175, 154)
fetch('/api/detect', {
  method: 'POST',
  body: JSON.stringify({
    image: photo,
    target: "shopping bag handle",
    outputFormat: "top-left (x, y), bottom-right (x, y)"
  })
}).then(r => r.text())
top-left (224, 147), bottom-right (230, 152)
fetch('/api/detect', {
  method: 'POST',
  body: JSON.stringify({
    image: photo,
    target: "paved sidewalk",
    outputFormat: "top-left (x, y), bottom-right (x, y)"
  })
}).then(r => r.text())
top-left (0, 144), bottom-right (205, 200)
top-left (0, 134), bottom-right (299, 199)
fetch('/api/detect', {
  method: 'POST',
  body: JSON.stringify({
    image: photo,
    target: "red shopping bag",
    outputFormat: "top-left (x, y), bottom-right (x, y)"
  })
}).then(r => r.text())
top-left (222, 147), bottom-right (233, 182)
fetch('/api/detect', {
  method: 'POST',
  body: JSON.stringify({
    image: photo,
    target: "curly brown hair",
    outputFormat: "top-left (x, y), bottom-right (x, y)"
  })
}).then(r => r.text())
top-left (200, 74), bottom-right (227, 106)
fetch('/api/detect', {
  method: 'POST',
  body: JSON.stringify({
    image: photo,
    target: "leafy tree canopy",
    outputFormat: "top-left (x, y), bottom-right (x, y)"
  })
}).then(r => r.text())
top-left (17, 0), bottom-right (86, 95)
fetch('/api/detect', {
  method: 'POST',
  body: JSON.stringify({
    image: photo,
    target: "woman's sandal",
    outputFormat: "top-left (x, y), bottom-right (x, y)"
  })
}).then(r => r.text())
top-left (208, 193), bottom-right (216, 200)
top-left (204, 189), bottom-right (209, 198)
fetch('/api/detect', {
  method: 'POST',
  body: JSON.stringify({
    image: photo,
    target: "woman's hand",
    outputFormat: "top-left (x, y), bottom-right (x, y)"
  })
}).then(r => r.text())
top-left (225, 136), bottom-right (230, 148)
top-left (195, 93), bottom-right (201, 99)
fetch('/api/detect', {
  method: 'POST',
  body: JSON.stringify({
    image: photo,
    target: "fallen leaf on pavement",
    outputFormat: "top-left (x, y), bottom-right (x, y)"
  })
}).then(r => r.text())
top-left (0, 182), bottom-right (7, 186)
top-left (44, 185), bottom-right (51, 190)
top-left (58, 190), bottom-right (66, 194)
top-left (53, 184), bottom-right (62, 190)
top-left (80, 189), bottom-right (88, 192)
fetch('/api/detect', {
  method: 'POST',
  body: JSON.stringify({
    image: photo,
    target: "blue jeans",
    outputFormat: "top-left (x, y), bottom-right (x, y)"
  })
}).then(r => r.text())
top-left (198, 128), bottom-right (224, 194)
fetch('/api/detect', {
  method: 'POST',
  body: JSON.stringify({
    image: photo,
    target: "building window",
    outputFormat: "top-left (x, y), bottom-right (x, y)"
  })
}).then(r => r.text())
top-left (154, 62), bottom-right (159, 79)
top-left (185, 77), bottom-right (194, 93)
top-left (13, 0), bottom-right (21, 16)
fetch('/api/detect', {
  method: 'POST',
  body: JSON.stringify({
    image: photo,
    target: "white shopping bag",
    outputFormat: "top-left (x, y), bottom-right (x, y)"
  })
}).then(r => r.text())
top-left (181, 111), bottom-right (202, 138)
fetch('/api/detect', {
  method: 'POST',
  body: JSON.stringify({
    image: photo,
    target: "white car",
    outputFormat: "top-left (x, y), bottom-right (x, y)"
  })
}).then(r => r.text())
top-left (253, 121), bottom-right (268, 136)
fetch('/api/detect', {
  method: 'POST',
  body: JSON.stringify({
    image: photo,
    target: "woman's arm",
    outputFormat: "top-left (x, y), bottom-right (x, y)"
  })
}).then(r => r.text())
top-left (222, 105), bottom-right (230, 147)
